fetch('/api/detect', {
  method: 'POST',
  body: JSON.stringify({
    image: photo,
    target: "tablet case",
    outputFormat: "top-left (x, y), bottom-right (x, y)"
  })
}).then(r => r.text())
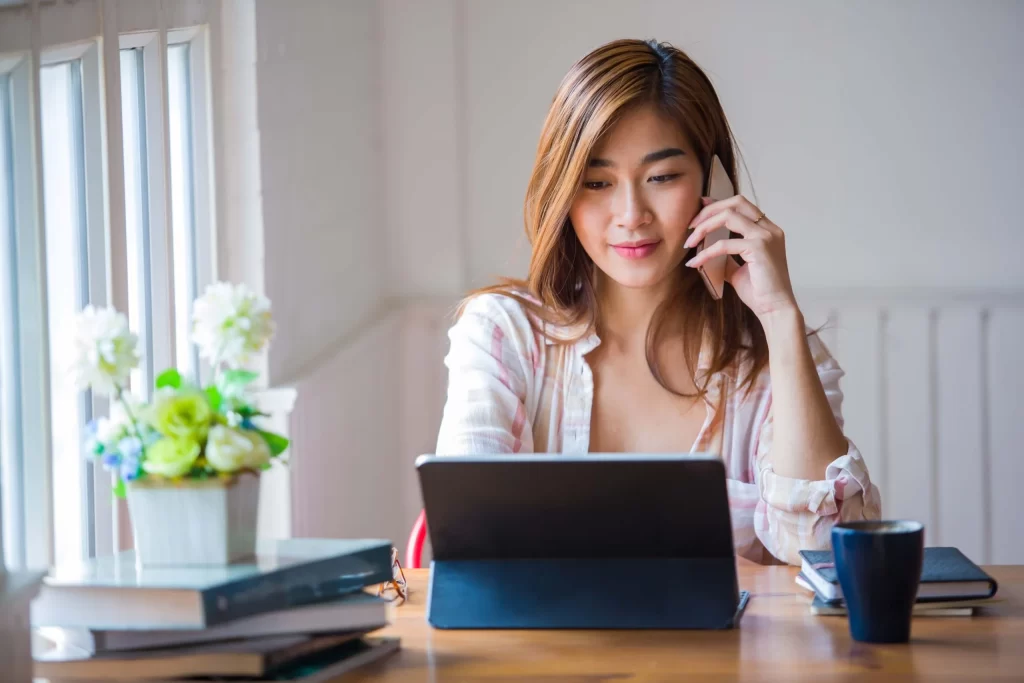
top-left (416, 455), bottom-right (748, 630)
top-left (427, 559), bottom-right (749, 629)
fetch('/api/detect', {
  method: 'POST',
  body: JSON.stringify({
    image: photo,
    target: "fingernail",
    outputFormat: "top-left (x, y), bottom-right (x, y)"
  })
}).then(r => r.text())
top-left (683, 235), bottom-right (694, 249)
top-left (701, 196), bottom-right (713, 205)
top-left (685, 257), bottom-right (697, 267)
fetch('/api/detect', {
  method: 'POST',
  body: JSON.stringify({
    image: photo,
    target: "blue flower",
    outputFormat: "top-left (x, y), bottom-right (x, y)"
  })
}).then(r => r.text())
top-left (120, 450), bottom-right (141, 481)
top-left (83, 419), bottom-right (104, 458)
top-left (117, 436), bottom-right (143, 481)
top-left (101, 451), bottom-right (121, 469)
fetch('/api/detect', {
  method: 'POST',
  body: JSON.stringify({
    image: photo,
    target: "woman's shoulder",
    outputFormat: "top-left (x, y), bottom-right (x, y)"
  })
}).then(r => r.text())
top-left (449, 291), bottom-right (550, 379)
top-left (453, 291), bottom-right (556, 358)
top-left (457, 291), bottom-right (539, 334)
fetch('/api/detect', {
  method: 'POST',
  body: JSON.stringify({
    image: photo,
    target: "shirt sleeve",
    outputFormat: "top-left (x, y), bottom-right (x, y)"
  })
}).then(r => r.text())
top-left (752, 334), bottom-right (883, 565)
top-left (435, 295), bottom-right (534, 455)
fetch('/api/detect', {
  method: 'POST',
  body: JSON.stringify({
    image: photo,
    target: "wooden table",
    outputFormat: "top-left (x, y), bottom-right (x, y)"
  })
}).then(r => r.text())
top-left (348, 561), bottom-right (1024, 682)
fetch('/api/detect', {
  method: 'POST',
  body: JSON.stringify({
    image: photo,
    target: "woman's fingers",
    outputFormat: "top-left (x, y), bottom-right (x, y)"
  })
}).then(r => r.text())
top-left (684, 237), bottom-right (756, 269)
top-left (689, 195), bottom-right (779, 240)
top-left (684, 207), bottom-right (771, 250)
top-left (691, 194), bottom-right (766, 228)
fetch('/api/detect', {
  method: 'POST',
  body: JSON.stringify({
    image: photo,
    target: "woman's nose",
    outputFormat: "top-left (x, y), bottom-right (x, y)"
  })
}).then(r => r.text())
top-left (613, 184), bottom-right (652, 230)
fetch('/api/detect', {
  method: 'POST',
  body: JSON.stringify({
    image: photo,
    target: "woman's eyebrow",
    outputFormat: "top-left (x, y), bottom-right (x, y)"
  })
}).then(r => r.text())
top-left (588, 147), bottom-right (686, 168)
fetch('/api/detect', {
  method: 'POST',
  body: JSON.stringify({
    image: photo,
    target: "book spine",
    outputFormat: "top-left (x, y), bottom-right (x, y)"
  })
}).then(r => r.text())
top-left (199, 544), bottom-right (393, 627)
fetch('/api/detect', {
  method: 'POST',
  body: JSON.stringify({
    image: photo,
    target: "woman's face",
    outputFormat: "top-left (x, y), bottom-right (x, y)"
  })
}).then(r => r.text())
top-left (569, 104), bottom-right (704, 291)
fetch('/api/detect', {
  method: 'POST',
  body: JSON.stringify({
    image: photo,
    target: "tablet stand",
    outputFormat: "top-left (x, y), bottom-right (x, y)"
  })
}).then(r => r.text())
top-left (427, 557), bottom-right (749, 629)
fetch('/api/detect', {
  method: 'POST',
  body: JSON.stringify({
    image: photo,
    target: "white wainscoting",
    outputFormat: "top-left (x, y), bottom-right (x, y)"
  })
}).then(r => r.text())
top-left (799, 291), bottom-right (1022, 564)
top-left (287, 290), bottom-right (1024, 564)
top-left (253, 388), bottom-right (298, 542)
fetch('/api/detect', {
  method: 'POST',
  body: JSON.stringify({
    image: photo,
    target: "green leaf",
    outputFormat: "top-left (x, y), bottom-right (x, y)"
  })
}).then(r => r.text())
top-left (221, 369), bottom-right (259, 388)
top-left (258, 430), bottom-right (289, 456)
top-left (155, 368), bottom-right (182, 390)
top-left (205, 385), bottom-right (223, 413)
top-left (234, 405), bottom-right (268, 419)
top-left (113, 477), bottom-right (126, 499)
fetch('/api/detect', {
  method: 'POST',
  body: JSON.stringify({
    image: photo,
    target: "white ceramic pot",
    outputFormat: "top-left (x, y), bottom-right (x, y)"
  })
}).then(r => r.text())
top-left (126, 473), bottom-right (260, 567)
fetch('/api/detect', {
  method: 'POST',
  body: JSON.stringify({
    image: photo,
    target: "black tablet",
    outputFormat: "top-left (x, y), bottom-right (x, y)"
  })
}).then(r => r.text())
top-left (415, 454), bottom-right (748, 629)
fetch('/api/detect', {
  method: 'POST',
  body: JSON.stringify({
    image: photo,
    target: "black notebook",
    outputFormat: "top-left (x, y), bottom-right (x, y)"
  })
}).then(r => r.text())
top-left (798, 547), bottom-right (998, 603)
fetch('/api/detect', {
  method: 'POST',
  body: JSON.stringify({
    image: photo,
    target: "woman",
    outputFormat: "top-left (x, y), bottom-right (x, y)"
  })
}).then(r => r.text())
top-left (435, 39), bottom-right (880, 565)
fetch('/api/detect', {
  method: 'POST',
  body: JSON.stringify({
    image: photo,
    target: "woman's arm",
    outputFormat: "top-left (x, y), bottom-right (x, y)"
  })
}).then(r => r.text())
top-left (435, 294), bottom-right (535, 455)
top-left (685, 194), bottom-right (853, 481)
top-left (759, 307), bottom-right (848, 479)
top-left (686, 194), bottom-right (880, 564)
top-left (750, 332), bottom-right (881, 564)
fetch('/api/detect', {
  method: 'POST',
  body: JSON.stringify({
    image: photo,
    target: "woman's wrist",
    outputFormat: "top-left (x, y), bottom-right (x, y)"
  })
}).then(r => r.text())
top-left (758, 303), bottom-right (804, 346)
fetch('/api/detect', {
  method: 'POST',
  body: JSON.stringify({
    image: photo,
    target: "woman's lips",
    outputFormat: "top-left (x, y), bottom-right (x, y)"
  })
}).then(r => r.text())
top-left (611, 240), bottom-right (661, 260)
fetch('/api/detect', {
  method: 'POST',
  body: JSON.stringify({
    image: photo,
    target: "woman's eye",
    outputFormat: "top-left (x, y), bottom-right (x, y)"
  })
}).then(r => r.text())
top-left (649, 173), bottom-right (680, 183)
top-left (583, 181), bottom-right (609, 190)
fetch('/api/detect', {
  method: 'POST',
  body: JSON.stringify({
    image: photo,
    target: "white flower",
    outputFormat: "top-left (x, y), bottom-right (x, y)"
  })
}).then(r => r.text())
top-left (205, 425), bottom-right (272, 473)
top-left (95, 416), bottom-right (125, 446)
top-left (84, 392), bottom-right (143, 459)
top-left (106, 393), bottom-right (141, 436)
top-left (72, 306), bottom-right (140, 396)
top-left (192, 282), bottom-right (274, 369)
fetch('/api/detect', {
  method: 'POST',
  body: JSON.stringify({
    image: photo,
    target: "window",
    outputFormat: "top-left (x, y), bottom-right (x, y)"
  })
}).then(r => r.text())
top-left (168, 42), bottom-right (200, 379)
top-left (0, 74), bottom-right (18, 570)
top-left (0, 2), bottom-right (220, 571)
top-left (119, 48), bottom-right (153, 395)
top-left (39, 60), bottom-right (91, 569)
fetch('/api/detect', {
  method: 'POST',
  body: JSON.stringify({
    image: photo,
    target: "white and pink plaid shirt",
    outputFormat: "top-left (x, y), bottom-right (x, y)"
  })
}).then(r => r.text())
top-left (435, 293), bottom-right (882, 565)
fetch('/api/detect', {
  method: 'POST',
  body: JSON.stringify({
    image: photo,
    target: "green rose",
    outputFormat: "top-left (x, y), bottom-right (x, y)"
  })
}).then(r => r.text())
top-left (148, 388), bottom-right (212, 443)
top-left (142, 437), bottom-right (201, 478)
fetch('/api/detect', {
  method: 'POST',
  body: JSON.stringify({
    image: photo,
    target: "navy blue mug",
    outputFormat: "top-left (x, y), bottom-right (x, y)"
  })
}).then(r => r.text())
top-left (831, 520), bottom-right (924, 643)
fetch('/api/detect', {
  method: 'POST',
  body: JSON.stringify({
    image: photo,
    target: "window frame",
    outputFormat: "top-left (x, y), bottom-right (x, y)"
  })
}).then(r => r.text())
top-left (118, 45), bottom-right (155, 397)
top-left (38, 40), bottom-right (108, 567)
top-left (0, 65), bottom-right (19, 571)
top-left (168, 26), bottom-right (215, 385)
top-left (0, 0), bottom-right (220, 570)
top-left (0, 49), bottom-right (53, 572)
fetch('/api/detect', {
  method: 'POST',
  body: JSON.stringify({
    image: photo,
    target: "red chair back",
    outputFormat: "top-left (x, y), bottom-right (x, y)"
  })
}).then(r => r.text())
top-left (405, 509), bottom-right (428, 569)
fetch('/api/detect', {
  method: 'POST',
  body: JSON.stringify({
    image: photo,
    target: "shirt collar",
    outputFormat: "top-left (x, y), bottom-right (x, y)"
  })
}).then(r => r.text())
top-left (543, 319), bottom-right (740, 387)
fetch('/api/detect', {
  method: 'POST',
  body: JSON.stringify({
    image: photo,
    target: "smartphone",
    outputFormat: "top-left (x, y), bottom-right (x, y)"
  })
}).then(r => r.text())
top-left (695, 155), bottom-right (734, 300)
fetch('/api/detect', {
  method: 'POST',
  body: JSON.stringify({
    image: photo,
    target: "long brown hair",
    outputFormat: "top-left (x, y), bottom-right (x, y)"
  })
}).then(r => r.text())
top-left (463, 38), bottom-right (767, 400)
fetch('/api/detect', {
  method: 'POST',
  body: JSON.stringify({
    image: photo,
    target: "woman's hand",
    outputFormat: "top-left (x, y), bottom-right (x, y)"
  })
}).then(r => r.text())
top-left (683, 195), bottom-right (798, 320)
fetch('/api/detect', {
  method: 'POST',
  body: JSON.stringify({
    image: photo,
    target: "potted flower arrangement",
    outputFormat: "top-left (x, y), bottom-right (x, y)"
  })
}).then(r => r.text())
top-left (75, 282), bottom-right (289, 567)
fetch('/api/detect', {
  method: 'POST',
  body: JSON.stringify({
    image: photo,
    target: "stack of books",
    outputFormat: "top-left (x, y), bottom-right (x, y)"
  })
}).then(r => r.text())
top-left (30, 538), bottom-right (400, 681)
top-left (796, 546), bottom-right (1000, 617)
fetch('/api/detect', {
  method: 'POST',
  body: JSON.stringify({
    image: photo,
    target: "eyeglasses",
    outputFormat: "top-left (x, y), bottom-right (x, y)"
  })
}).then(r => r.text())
top-left (376, 546), bottom-right (408, 604)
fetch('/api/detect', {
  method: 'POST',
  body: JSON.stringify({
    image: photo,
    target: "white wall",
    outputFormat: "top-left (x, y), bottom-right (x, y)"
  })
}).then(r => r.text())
top-left (252, 0), bottom-right (1024, 560)
top-left (384, 0), bottom-right (1024, 295)
top-left (254, 0), bottom-right (384, 386)
top-left (379, 0), bottom-right (465, 298)
top-left (215, 0), bottom-right (265, 302)
top-left (289, 311), bottom-right (404, 546)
